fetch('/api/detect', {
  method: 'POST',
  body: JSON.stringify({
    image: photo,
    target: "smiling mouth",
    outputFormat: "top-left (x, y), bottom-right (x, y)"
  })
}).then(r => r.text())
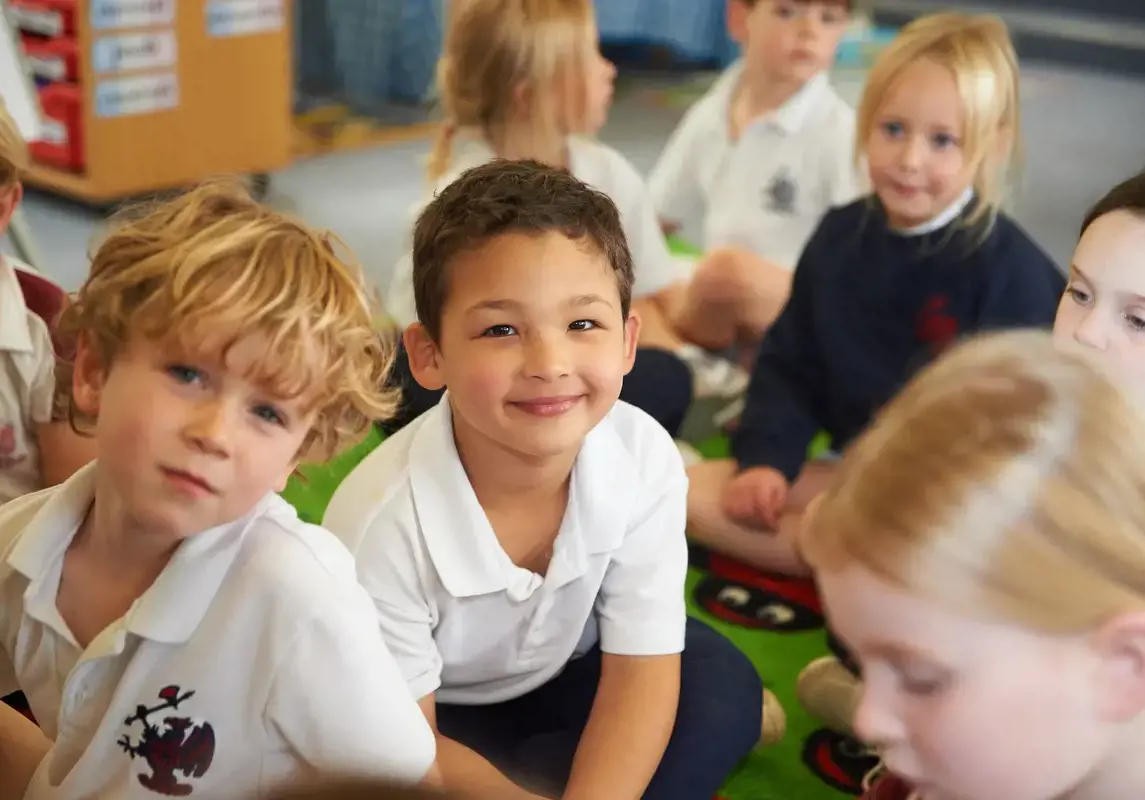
top-left (509, 395), bottom-right (584, 417)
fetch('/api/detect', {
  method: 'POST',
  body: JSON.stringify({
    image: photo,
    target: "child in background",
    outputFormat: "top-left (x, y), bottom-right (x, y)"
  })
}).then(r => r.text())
top-left (0, 99), bottom-right (96, 504)
top-left (803, 169), bottom-right (1145, 768)
top-left (805, 331), bottom-right (1145, 800)
top-left (1053, 170), bottom-right (1145, 370)
top-left (644, 0), bottom-right (861, 354)
top-left (325, 161), bottom-right (769, 800)
top-left (384, 0), bottom-right (724, 440)
top-left (686, 12), bottom-right (1063, 579)
top-left (0, 182), bottom-right (436, 797)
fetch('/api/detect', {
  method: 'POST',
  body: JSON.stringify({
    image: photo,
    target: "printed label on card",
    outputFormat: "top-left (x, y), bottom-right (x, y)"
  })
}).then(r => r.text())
top-left (206, 0), bottom-right (283, 38)
top-left (92, 31), bottom-right (177, 74)
top-left (90, 0), bottom-right (176, 31)
top-left (95, 73), bottom-right (179, 118)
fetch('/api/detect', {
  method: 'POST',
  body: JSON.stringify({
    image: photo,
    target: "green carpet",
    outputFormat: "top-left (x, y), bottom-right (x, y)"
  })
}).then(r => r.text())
top-left (282, 426), bottom-right (872, 799)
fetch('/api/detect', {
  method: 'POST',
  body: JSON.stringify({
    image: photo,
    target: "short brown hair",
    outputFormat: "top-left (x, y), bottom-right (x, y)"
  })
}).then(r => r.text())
top-left (1080, 170), bottom-right (1145, 237)
top-left (58, 179), bottom-right (397, 462)
top-left (411, 159), bottom-right (634, 341)
top-left (737, 0), bottom-right (853, 9)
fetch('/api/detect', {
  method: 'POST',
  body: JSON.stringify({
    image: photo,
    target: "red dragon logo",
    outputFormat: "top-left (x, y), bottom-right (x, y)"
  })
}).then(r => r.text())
top-left (118, 685), bottom-right (216, 796)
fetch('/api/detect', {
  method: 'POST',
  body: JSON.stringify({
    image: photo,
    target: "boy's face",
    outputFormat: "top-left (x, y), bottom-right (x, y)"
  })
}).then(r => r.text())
top-left (731, 0), bottom-right (850, 87)
top-left (74, 332), bottom-right (315, 541)
top-left (406, 231), bottom-right (638, 461)
top-left (1054, 210), bottom-right (1145, 374)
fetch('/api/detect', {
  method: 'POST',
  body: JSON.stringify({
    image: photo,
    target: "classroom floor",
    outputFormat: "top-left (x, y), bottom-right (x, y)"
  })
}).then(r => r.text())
top-left (13, 60), bottom-right (1145, 293)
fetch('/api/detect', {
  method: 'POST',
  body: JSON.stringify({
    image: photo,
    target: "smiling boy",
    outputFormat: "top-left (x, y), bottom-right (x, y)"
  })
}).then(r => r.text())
top-left (324, 160), bottom-right (772, 800)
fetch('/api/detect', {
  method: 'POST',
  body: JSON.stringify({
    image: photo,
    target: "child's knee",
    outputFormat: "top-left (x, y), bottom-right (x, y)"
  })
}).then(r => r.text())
top-left (691, 248), bottom-right (755, 305)
top-left (680, 621), bottom-right (763, 743)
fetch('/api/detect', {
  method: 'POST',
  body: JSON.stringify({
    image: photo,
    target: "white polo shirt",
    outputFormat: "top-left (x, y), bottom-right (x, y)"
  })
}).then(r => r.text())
top-left (0, 256), bottom-right (55, 505)
top-left (323, 398), bottom-right (690, 706)
top-left (385, 136), bottom-right (691, 328)
top-left (0, 465), bottom-right (436, 799)
top-left (649, 63), bottom-right (863, 270)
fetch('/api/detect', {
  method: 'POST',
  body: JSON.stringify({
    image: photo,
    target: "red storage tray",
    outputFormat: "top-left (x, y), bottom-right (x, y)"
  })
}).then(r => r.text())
top-left (30, 83), bottom-right (84, 172)
top-left (21, 35), bottom-right (80, 83)
top-left (8, 0), bottom-right (77, 37)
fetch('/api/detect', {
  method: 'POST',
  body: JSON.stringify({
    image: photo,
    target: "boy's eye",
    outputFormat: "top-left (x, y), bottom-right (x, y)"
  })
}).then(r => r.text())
top-left (931, 132), bottom-right (958, 149)
top-left (880, 121), bottom-right (904, 138)
top-left (166, 364), bottom-right (203, 385)
top-left (481, 324), bottom-right (517, 338)
top-left (1126, 313), bottom-right (1145, 333)
top-left (252, 404), bottom-right (287, 427)
top-left (568, 319), bottom-right (598, 331)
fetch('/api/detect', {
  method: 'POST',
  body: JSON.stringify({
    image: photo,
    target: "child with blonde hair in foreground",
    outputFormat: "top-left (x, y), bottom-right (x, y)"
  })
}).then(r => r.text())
top-left (0, 182), bottom-right (436, 798)
top-left (805, 330), bottom-right (1145, 800)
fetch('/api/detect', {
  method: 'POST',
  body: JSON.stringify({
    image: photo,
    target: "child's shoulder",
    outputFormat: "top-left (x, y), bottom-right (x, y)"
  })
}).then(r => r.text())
top-left (975, 212), bottom-right (1060, 274)
top-left (227, 495), bottom-right (368, 613)
top-left (0, 482), bottom-right (66, 564)
top-left (592, 400), bottom-right (687, 487)
top-left (568, 137), bottom-right (646, 195)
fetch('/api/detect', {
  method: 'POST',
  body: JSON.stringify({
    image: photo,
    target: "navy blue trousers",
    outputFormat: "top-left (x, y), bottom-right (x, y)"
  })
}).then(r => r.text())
top-left (381, 344), bottom-right (694, 438)
top-left (437, 618), bottom-right (763, 799)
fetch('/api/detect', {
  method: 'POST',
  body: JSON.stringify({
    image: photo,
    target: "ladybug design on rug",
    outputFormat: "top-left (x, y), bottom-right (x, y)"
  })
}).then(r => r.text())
top-left (690, 547), bottom-right (824, 632)
top-left (802, 727), bottom-right (882, 795)
top-left (118, 685), bottom-right (216, 796)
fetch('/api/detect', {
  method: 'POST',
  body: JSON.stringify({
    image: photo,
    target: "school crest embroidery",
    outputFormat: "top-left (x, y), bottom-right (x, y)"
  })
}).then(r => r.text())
top-left (118, 685), bottom-right (216, 796)
top-left (763, 170), bottom-right (797, 214)
top-left (0, 424), bottom-right (25, 469)
top-left (915, 294), bottom-right (959, 355)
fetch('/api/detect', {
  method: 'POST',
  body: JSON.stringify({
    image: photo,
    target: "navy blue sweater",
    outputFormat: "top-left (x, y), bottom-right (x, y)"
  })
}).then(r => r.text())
top-left (731, 198), bottom-right (1066, 481)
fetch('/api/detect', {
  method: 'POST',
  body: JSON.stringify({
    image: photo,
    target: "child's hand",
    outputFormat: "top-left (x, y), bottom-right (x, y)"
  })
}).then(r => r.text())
top-left (722, 467), bottom-right (788, 529)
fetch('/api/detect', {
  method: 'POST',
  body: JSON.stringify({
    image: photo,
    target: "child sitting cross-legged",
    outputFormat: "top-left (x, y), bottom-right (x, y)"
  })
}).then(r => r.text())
top-left (324, 159), bottom-right (771, 800)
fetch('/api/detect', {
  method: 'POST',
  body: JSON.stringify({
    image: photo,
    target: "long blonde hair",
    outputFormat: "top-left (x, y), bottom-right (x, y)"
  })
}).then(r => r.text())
top-left (804, 331), bottom-right (1145, 633)
top-left (428, 0), bottom-right (596, 181)
top-left (856, 13), bottom-right (1021, 229)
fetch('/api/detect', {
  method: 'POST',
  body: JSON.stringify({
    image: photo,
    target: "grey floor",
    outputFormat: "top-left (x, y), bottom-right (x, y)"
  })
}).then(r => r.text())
top-left (13, 61), bottom-right (1145, 293)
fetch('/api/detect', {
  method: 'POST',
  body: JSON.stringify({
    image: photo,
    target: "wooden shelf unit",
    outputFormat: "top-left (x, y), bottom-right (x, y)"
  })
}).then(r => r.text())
top-left (24, 0), bottom-right (293, 204)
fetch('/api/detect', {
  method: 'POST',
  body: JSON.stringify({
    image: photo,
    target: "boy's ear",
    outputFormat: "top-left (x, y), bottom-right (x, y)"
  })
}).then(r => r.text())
top-left (622, 312), bottom-right (641, 376)
top-left (727, 0), bottom-right (753, 45)
top-left (403, 323), bottom-right (446, 392)
top-left (71, 333), bottom-right (106, 419)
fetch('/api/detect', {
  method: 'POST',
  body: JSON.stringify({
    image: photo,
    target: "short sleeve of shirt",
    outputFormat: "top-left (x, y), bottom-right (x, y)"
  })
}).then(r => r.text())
top-left (596, 427), bottom-right (689, 656)
top-left (354, 519), bottom-right (444, 700)
top-left (648, 101), bottom-right (711, 227)
top-left (600, 149), bottom-right (692, 297)
top-left (267, 581), bottom-right (436, 782)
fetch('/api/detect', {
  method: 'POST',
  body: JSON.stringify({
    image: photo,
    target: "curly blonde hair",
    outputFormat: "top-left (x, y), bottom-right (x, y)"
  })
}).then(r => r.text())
top-left (0, 97), bottom-right (27, 189)
top-left (57, 179), bottom-right (397, 462)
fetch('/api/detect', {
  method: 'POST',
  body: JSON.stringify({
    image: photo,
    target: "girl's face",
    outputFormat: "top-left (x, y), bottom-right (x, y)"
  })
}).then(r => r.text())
top-left (864, 58), bottom-right (976, 229)
top-left (567, 30), bottom-right (615, 135)
top-left (819, 564), bottom-right (1115, 800)
top-left (1054, 210), bottom-right (1145, 372)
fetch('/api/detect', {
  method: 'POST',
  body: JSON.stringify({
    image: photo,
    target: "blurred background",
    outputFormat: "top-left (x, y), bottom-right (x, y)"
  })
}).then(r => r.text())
top-left (7, 0), bottom-right (1145, 294)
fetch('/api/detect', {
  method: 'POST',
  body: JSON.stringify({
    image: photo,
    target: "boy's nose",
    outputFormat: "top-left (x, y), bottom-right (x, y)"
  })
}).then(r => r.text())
top-left (186, 400), bottom-right (234, 456)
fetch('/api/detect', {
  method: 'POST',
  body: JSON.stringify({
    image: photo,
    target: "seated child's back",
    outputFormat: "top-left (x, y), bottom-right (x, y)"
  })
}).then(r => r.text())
top-left (0, 182), bottom-right (436, 799)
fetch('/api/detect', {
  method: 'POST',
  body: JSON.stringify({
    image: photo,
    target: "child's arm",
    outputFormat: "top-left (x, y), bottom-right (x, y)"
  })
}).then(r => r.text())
top-left (731, 222), bottom-right (833, 482)
top-left (417, 695), bottom-right (544, 799)
top-left (567, 432), bottom-right (690, 799)
top-left (0, 701), bottom-right (49, 800)
top-left (563, 653), bottom-right (680, 800)
top-left (266, 581), bottom-right (438, 785)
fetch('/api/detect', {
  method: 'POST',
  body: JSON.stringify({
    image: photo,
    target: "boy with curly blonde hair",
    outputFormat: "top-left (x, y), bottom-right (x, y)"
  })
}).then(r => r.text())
top-left (0, 181), bottom-right (436, 799)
